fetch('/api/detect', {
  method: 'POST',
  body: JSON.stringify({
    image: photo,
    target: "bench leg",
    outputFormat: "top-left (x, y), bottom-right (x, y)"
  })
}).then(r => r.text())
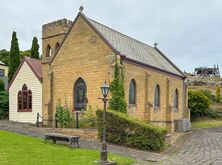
top-left (76, 142), bottom-right (80, 147)
top-left (45, 136), bottom-right (49, 143)
top-left (70, 138), bottom-right (80, 147)
top-left (52, 139), bottom-right (56, 144)
top-left (70, 138), bottom-right (74, 147)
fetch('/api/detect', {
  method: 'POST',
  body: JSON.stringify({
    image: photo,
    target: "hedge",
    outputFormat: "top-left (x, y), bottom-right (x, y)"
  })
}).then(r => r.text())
top-left (96, 110), bottom-right (167, 151)
top-left (0, 91), bottom-right (9, 119)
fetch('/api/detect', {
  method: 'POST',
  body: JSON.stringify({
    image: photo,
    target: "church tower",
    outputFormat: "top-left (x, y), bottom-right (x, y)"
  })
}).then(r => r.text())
top-left (41, 19), bottom-right (72, 126)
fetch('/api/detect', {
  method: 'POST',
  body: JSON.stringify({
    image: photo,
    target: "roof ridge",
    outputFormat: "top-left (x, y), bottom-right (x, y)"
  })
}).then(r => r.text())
top-left (8, 57), bottom-right (42, 89)
top-left (88, 18), bottom-right (154, 50)
top-left (49, 11), bottom-right (184, 78)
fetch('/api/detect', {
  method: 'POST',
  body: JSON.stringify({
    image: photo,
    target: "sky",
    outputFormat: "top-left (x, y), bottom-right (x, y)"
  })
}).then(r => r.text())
top-left (0, 0), bottom-right (222, 74)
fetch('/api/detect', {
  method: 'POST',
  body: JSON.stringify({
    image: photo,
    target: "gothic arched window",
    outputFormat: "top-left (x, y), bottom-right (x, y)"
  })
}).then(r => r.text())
top-left (154, 84), bottom-right (160, 110)
top-left (55, 42), bottom-right (60, 52)
top-left (46, 44), bottom-right (52, 57)
top-left (129, 79), bottom-right (136, 105)
top-left (18, 91), bottom-right (22, 111)
top-left (74, 78), bottom-right (87, 110)
top-left (174, 89), bottom-right (179, 111)
top-left (18, 84), bottom-right (32, 112)
top-left (28, 90), bottom-right (32, 110)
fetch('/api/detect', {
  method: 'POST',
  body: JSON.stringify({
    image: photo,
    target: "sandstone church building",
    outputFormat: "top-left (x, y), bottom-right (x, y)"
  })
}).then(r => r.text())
top-left (41, 10), bottom-right (189, 132)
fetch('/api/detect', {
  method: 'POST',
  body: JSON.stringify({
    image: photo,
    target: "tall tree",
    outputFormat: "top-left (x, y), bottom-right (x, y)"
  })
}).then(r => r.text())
top-left (8, 31), bottom-right (20, 81)
top-left (109, 59), bottom-right (127, 113)
top-left (30, 37), bottom-right (39, 59)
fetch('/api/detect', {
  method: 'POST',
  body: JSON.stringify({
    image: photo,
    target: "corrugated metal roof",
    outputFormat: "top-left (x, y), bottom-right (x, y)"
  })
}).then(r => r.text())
top-left (8, 57), bottom-right (42, 89)
top-left (24, 57), bottom-right (42, 81)
top-left (0, 60), bottom-right (5, 65)
top-left (87, 18), bottom-right (184, 77)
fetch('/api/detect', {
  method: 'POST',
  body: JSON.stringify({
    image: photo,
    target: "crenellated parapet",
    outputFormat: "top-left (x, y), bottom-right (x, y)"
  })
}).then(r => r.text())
top-left (42, 19), bottom-right (73, 39)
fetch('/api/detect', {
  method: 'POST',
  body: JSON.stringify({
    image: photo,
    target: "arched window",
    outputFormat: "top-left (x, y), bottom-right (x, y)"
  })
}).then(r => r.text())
top-left (129, 79), bottom-right (136, 104)
top-left (17, 84), bottom-right (32, 112)
top-left (174, 89), bottom-right (179, 111)
top-left (154, 84), bottom-right (160, 109)
top-left (28, 90), bottom-right (32, 110)
top-left (55, 42), bottom-right (60, 52)
top-left (46, 44), bottom-right (52, 57)
top-left (22, 84), bottom-right (28, 110)
top-left (18, 91), bottom-right (22, 110)
top-left (74, 78), bottom-right (87, 110)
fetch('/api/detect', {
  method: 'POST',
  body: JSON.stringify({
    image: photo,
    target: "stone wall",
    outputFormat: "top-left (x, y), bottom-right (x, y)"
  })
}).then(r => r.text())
top-left (42, 15), bottom-right (115, 126)
top-left (123, 60), bottom-right (188, 131)
top-left (42, 19), bottom-right (73, 125)
top-left (41, 14), bottom-right (188, 131)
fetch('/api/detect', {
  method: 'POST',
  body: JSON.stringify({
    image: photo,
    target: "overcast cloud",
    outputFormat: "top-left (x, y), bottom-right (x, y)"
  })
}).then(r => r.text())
top-left (0, 0), bottom-right (222, 74)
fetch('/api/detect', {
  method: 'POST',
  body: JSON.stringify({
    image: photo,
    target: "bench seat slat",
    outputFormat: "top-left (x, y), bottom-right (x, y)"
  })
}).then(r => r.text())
top-left (45, 133), bottom-right (80, 147)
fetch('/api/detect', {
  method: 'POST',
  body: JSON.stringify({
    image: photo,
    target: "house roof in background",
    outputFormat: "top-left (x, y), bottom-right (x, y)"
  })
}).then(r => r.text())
top-left (0, 60), bottom-right (5, 66)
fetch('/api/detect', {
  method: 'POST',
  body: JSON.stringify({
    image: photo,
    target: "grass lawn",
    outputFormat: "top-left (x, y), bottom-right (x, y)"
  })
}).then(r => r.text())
top-left (0, 130), bottom-right (135, 165)
top-left (191, 117), bottom-right (222, 129)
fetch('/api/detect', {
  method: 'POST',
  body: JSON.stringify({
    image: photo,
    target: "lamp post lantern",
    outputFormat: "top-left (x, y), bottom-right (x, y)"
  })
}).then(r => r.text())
top-left (98, 80), bottom-right (116, 165)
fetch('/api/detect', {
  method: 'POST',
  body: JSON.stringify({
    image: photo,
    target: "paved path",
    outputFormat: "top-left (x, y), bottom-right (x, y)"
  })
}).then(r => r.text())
top-left (162, 127), bottom-right (222, 165)
top-left (1, 120), bottom-right (222, 165)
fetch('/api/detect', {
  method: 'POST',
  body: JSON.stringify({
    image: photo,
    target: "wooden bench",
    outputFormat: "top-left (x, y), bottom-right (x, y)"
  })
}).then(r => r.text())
top-left (45, 133), bottom-right (80, 147)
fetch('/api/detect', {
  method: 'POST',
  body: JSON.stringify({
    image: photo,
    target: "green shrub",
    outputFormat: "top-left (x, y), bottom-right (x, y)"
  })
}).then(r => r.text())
top-left (204, 109), bottom-right (221, 119)
top-left (96, 110), bottom-right (167, 151)
top-left (0, 79), bottom-right (5, 91)
top-left (56, 103), bottom-right (73, 128)
top-left (215, 85), bottom-right (221, 103)
top-left (74, 106), bottom-right (97, 128)
top-left (109, 61), bottom-right (127, 113)
top-left (0, 91), bottom-right (9, 119)
top-left (199, 89), bottom-right (214, 102)
top-left (188, 90), bottom-right (211, 118)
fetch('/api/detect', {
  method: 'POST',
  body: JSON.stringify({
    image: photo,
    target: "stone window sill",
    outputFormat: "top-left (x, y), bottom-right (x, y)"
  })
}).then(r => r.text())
top-left (154, 106), bottom-right (160, 112)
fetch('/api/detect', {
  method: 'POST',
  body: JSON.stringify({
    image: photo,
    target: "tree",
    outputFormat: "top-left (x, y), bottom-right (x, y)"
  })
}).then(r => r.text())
top-left (216, 85), bottom-right (221, 103)
top-left (20, 50), bottom-right (31, 58)
top-left (0, 79), bottom-right (5, 91)
top-left (188, 90), bottom-right (211, 118)
top-left (109, 60), bottom-right (127, 113)
top-left (0, 49), bottom-right (10, 66)
top-left (8, 31), bottom-right (20, 81)
top-left (30, 37), bottom-right (39, 59)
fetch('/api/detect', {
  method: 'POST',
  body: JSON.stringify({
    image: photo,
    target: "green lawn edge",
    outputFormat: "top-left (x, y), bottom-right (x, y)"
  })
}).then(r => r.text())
top-left (0, 130), bottom-right (135, 165)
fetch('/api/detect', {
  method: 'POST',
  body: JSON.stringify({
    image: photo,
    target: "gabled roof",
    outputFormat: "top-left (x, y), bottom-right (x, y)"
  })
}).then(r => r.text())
top-left (8, 57), bottom-right (42, 88)
top-left (0, 60), bottom-right (5, 66)
top-left (50, 12), bottom-right (185, 78)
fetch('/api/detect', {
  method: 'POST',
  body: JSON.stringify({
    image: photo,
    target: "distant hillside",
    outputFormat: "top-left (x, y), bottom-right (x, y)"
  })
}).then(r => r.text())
top-left (186, 74), bottom-right (222, 113)
top-left (186, 75), bottom-right (222, 94)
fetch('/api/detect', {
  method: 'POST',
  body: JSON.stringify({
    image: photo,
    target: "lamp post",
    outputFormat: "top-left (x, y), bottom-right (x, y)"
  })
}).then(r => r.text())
top-left (98, 80), bottom-right (116, 165)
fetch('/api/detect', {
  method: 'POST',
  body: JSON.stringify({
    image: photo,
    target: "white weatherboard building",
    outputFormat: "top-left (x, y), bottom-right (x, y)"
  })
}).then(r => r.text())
top-left (9, 57), bottom-right (42, 124)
